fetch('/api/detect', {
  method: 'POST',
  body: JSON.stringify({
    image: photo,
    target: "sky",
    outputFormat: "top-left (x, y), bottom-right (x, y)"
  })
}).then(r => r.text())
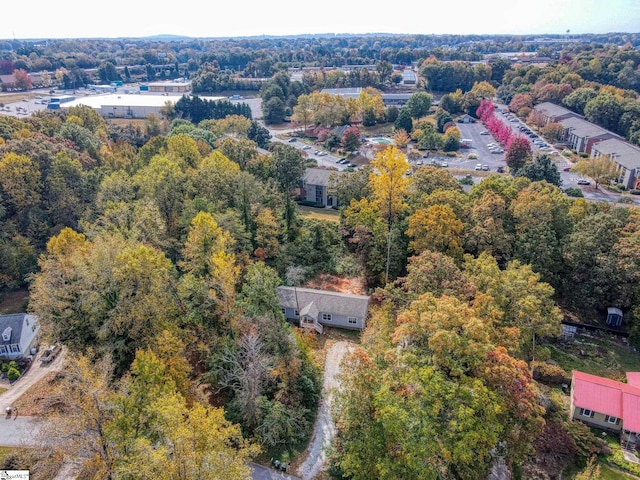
top-left (1, 0), bottom-right (639, 40)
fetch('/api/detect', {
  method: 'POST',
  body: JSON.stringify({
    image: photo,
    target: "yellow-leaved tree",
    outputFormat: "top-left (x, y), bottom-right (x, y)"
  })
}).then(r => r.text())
top-left (369, 146), bottom-right (410, 283)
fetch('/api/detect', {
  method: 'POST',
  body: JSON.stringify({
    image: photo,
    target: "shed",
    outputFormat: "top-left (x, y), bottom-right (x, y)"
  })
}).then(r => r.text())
top-left (607, 307), bottom-right (623, 327)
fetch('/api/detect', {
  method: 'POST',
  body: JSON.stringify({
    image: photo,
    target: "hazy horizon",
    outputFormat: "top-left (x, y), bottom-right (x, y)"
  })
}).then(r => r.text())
top-left (1, 0), bottom-right (639, 41)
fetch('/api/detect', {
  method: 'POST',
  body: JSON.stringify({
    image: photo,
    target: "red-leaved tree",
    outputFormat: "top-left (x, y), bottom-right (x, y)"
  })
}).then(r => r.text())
top-left (505, 136), bottom-right (532, 171)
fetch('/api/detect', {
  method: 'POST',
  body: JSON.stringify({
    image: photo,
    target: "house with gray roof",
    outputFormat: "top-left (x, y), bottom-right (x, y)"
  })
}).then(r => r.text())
top-left (301, 168), bottom-right (343, 207)
top-left (0, 313), bottom-right (40, 361)
top-left (559, 116), bottom-right (620, 154)
top-left (591, 138), bottom-right (640, 189)
top-left (277, 286), bottom-right (370, 332)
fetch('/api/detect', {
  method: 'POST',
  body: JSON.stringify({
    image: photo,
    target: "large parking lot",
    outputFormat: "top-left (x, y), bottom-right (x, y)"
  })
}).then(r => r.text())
top-left (455, 121), bottom-right (506, 172)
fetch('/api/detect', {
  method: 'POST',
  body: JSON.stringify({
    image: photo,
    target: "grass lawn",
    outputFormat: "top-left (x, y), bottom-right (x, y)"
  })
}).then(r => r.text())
top-left (547, 334), bottom-right (640, 381)
top-left (296, 205), bottom-right (340, 223)
top-left (564, 462), bottom-right (640, 479)
top-left (0, 93), bottom-right (32, 104)
top-left (0, 386), bottom-right (6, 395)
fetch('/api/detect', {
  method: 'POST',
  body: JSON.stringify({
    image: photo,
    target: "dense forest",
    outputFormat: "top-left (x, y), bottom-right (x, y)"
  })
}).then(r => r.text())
top-left (1, 32), bottom-right (640, 479)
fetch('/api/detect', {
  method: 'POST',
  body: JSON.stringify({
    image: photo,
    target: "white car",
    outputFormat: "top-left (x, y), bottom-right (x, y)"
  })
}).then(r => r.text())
top-left (475, 163), bottom-right (483, 170)
top-left (302, 145), bottom-right (311, 150)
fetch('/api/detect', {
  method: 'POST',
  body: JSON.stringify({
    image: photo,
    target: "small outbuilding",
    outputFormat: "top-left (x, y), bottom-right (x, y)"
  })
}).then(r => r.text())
top-left (606, 307), bottom-right (623, 327)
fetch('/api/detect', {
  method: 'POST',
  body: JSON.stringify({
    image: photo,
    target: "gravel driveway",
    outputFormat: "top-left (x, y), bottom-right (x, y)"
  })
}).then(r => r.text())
top-left (0, 348), bottom-right (66, 410)
top-left (296, 340), bottom-right (354, 480)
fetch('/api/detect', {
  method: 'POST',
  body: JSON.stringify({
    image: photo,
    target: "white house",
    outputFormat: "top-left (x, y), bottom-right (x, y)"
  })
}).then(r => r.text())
top-left (0, 313), bottom-right (40, 361)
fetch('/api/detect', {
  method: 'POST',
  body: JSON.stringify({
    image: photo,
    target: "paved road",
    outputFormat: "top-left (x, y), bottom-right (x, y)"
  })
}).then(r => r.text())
top-left (0, 416), bottom-right (42, 447)
top-left (250, 462), bottom-right (301, 480)
top-left (296, 341), bottom-right (354, 480)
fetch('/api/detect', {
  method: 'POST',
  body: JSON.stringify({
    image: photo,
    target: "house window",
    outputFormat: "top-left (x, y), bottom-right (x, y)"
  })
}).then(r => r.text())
top-left (581, 408), bottom-right (595, 418)
top-left (294, 310), bottom-right (299, 316)
top-left (281, 308), bottom-right (286, 315)
top-left (315, 186), bottom-right (323, 204)
top-left (605, 415), bottom-right (620, 425)
top-left (0, 346), bottom-right (6, 355)
top-left (322, 313), bottom-right (332, 322)
top-left (348, 317), bottom-right (358, 324)
top-left (10, 344), bottom-right (20, 353)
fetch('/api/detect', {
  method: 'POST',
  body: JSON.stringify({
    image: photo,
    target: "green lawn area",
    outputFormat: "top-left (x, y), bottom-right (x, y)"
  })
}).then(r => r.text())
top-left (565, 463), bottom-right (640, 479)
top-left (0, 386), bottom-right (6, 395)
top-left (547, 334), bottom-right (640, 381)
top-left (296, 205), bottom-right (340, 223)
top-left (599, 464), bottom-right (640, 479)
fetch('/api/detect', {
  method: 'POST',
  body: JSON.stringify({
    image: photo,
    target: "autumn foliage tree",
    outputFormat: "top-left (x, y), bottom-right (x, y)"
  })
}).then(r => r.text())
top-left (369, 146), bottom-right (411, 283)
top-left (505, 136), bottom-right (532, 171)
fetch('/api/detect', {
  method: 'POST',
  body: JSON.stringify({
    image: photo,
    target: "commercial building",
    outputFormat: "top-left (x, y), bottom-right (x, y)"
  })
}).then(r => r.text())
top-left (321, 88), bottom-right (412, 107)
top-left (147, 80), bottom-right (192, 93)
top-left (60, 93), bottom-right (224, 119)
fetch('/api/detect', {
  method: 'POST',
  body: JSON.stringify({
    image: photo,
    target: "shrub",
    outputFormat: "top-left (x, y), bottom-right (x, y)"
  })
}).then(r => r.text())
top-left (579, 152), bottom-right (589, 158)
top-left (467, 153), bottom-right (478, 159)
top-left (459, 177), bottom-right (474, 186)
top-left (565, 187), bottom-right (584, 197)
top-left (630, 189), bottom-right (640, 195)
top-left (532, 361), bottom-right (570, 385)
top-left (297, 200), bottom-right (325, 208)
top-left (564, 421), bottom-right (604, 458)
top-left (7, 367), bottom-right (20, 381)
top-left (0, 363), bottom-right (8, 373)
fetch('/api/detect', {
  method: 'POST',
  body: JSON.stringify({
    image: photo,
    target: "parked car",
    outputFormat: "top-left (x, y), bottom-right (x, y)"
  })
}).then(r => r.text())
top-left (288, 138), bottom-right (297, 142)
top-left (480, 130), bottom-right (489, 135)
top-left (40, 344), bottom-right (62, 364)
top-left (303, 145), bottom-right (311, 150)
top-left (482, 165), bottom-right (490, 171)
top-left (441, 162), bottom-right (449, 168)
top-left (475, 163), bottom-right (483, 170)
top-left (496, 166), bottom-right (505, 173)
top-left (577, 179), bottom-right (591, 185)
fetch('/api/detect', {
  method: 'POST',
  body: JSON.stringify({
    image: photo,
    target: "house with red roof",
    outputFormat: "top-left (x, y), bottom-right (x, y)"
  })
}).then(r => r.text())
top-left (571, 370), bottom-right (640, 450)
